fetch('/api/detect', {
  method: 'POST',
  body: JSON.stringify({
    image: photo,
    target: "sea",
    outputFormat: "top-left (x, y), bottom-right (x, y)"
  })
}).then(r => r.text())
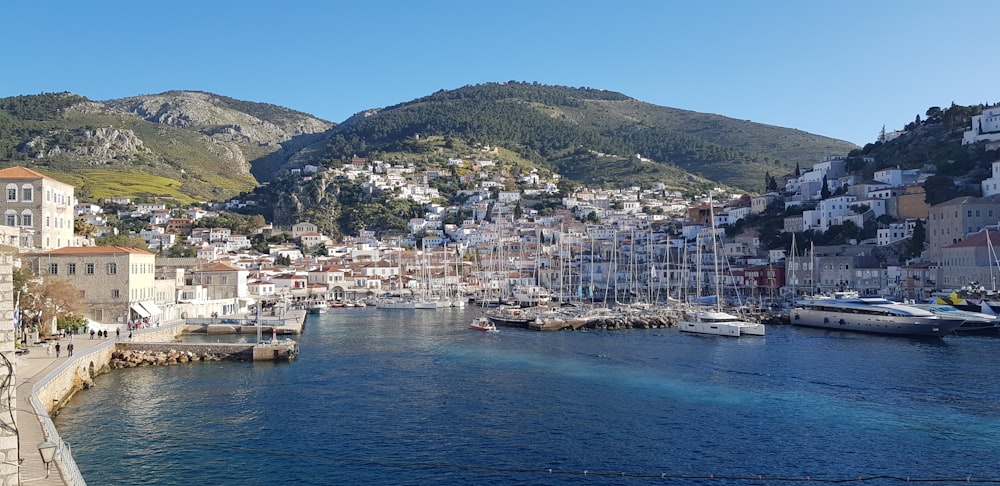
top-left (55, 307), bottom-right (1000, 485)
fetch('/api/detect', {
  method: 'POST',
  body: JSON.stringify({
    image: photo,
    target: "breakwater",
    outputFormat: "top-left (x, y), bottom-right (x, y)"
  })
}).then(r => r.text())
top-left (111, 343), bottom-right (255, 368)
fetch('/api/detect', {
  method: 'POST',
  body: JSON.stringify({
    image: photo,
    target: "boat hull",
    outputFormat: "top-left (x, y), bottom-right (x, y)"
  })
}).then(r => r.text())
top-left (678, 319), bottom-right (765, 337)
top-left (791, 308), bottom-right (964, 337)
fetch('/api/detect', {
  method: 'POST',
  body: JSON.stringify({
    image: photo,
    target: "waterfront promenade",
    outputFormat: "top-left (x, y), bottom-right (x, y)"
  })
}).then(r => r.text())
top-left (12, 310), bottom-right (305, 485)
top-left (14, 322), bottom-right (181, 486)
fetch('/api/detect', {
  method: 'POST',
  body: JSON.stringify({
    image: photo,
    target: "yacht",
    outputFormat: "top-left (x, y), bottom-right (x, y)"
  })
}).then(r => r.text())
top-left (791, 292), bottom-right (964, 337)
top-left (910, 303), bottom-right (1000, 336)
top-left (678, 308), bottom-right (766, 337)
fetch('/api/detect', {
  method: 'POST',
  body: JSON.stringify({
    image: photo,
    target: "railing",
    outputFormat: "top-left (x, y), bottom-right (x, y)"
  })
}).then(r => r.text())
top-left (29, 345), bottom-right (106, 486)
top-left (184, 317), bottom-right (288, 326)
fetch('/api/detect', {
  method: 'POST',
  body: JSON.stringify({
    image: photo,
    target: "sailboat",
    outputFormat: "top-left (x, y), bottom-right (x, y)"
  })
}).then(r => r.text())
top-left (678, 194), bottom-right (765, 337)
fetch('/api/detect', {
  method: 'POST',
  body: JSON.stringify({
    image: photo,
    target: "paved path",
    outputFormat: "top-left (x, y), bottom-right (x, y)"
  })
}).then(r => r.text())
top-left (14, 326), bottom-right (137, 485)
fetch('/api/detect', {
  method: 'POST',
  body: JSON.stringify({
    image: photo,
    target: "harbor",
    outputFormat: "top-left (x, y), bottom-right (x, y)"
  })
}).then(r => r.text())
top-left (54, 307), bottom-right (1000, 485)
top-left (14, 309), bottom-right (306, 485)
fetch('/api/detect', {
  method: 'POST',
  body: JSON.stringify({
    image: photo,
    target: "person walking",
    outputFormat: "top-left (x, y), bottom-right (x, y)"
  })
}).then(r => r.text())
top-left (90, 328), bottom-right (95, 339)
top-left (45, 342), bottom-right (52, 356)
top-left (116, 328), bottom-right (120, 341)
top-left (55, 343), bottom-right (61, 358)
top-left (67, 342), bottom-right (74, 357)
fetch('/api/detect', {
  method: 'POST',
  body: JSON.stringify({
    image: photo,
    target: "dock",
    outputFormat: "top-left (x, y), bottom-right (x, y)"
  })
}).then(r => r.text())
top-left (183, 309), bottom-right (307, 335)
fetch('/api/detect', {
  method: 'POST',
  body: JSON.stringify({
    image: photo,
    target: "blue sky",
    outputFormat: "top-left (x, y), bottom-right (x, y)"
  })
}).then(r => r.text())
top-left (3, 1), bottom-right (996, 147)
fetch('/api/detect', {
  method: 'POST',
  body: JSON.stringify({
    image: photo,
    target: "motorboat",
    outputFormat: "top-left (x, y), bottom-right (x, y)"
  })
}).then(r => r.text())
top-left (469, 317), bottom-right (498, 332)
top-left (910, 303), bottom-right (1000, 336)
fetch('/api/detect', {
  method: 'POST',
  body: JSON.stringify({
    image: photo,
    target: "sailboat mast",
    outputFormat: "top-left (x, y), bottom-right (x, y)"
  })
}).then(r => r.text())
top-left (709, 194), bottom-right (722, 311)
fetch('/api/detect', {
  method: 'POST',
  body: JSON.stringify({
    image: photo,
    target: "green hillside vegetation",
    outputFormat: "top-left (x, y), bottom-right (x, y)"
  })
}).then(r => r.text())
top-left (0, 92), bottom-right (260, 203)
top-left (314, 82), bottom-right (857, 192)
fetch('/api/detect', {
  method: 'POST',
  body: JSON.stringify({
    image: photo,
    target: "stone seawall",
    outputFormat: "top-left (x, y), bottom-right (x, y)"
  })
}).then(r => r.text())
top-left (36, 324), bottom-right (186, 415)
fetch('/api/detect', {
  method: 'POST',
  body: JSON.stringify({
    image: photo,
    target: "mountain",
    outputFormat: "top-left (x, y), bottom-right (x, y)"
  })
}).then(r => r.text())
top-left (293, 82), bottom-right (859, 192)
top-left (0, 91), bottom-right (333, 204)
top-left (1, 84), bottom-right (858, 206)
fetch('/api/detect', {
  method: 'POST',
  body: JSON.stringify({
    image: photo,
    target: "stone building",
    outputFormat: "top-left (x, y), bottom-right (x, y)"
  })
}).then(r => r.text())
top-left (938, 229), bottom-right (1000, 290)
top-left (926, 195), bottom-right (1000, 261)
top-left (0, 166), bottom-right (76, 250)
top-left (25, 246), bottom-right (157, 324)
top-left (185, 262), bottom-right (249, 301)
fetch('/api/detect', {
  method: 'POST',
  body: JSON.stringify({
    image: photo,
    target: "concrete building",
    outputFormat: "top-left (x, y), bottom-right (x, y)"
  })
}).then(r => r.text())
top-left (0, 166), bottom-right (76, 250)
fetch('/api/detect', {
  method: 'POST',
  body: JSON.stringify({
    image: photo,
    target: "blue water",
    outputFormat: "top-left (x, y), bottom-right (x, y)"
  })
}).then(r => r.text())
top-left (56, 308), bottom-right (1000, 484)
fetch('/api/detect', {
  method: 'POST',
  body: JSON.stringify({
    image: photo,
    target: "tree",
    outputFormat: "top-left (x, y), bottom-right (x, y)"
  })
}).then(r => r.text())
top-left (21, 275), bottom-right (87, 335)
top-left (764, 171), bottom-right (778, 192)
top-left (820, 175), bottom-right (831, 199)
top-left (922, 175), bottom-right (961, 206)
top-left (907, 220), bottom-right (926, 259)
top-left (165, 241), bottom-right (197, 258)
top-left (74, 218), bottom-right (97, 239)
top-left (95, 233), bottom-right (149, 250)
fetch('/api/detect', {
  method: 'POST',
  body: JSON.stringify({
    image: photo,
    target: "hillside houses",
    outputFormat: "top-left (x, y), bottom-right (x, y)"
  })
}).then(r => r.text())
top-left (8, 131), bottom-right (1000, 333)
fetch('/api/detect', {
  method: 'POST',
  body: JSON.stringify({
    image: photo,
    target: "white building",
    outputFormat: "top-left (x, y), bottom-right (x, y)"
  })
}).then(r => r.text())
top-left (963, 106), bottom-right (1000, 145)
top-left (982, 161), bottom-right (1000, 197)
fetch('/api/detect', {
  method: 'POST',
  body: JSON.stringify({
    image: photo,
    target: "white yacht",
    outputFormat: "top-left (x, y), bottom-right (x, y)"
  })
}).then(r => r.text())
top-left (678, 308), bottom-right (766, 337)
top-left (791, 292), bottom-right (964, 337)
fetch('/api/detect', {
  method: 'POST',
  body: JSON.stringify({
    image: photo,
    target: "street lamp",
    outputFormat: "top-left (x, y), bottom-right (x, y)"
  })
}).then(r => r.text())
top-left (37, 439), bottom-right (57, 477)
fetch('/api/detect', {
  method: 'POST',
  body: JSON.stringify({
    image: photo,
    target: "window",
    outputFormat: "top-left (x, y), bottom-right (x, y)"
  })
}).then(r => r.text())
top-left (86, 263), bottom-right (94, 275)
top-left (107, 263), bottom-right (117, 275)
top-left (111, 289), bottom-right (120, 298)
top-left (21, 186), bottom-right (31, 201)
top-left (5, 186), bottom-right (15, 201)
top-left (5, 214), bottom-right (14, 226)
top-left (49, 263), bottom-right (58, 275)
top-left (21, 212), bottom-right (31, 226)
top-left (68, 263), bottom-right (76, 275)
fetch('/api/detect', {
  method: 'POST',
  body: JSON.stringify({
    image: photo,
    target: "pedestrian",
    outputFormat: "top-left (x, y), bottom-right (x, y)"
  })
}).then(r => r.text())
top-left (55, 343), bottom-right (61, 358)
top-left (67, 342), bottom-right (74, 357)
top-left (128, 331), bottom-right (132, 340)
top-left (90, 329), bottom-right (95, 339)
top-left (45, 342), bottom-right (52, 356)
top-left (116, 328), bottom-right (120, 340)
top-left (103, 329), bottom-right (107, 339)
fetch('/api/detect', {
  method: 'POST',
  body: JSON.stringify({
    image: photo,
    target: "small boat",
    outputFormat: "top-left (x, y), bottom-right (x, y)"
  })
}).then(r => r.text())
top-left (306, 302), bottom-right (327, 314)
top-left (469, 317), bottom-right (498, 332)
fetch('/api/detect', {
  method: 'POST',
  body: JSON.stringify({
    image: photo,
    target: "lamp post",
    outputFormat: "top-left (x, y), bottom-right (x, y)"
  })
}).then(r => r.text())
top-left (38, 439), bottom-right (57, 478)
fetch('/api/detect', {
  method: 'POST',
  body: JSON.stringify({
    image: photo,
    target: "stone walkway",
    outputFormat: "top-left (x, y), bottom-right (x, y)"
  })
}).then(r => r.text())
top-left (14, 325), bottom-right (148, 485)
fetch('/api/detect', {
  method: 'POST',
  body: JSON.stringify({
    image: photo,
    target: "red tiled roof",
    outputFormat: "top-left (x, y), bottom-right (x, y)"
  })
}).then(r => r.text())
top-left (0, 166), bottom-right (48, 179)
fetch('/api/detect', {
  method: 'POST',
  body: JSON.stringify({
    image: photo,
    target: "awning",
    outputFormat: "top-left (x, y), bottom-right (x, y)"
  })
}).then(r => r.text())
top-left (130, 302), bottom-right (150, 318)
top-left (139, 301), bottom-right (162, 316)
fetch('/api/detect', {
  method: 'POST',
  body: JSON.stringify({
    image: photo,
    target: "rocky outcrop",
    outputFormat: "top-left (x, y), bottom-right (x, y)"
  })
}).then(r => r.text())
top-left (25, 127), bottom-right (152, 163)
top-left (105, 91), bottom-right (333, 146)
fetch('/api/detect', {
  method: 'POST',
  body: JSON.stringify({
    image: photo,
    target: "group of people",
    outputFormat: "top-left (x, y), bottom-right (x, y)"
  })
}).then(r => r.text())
top-left (44, 341), bottom-right (73, 358)
top-left (89, 328), bottom-right (110, 339)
